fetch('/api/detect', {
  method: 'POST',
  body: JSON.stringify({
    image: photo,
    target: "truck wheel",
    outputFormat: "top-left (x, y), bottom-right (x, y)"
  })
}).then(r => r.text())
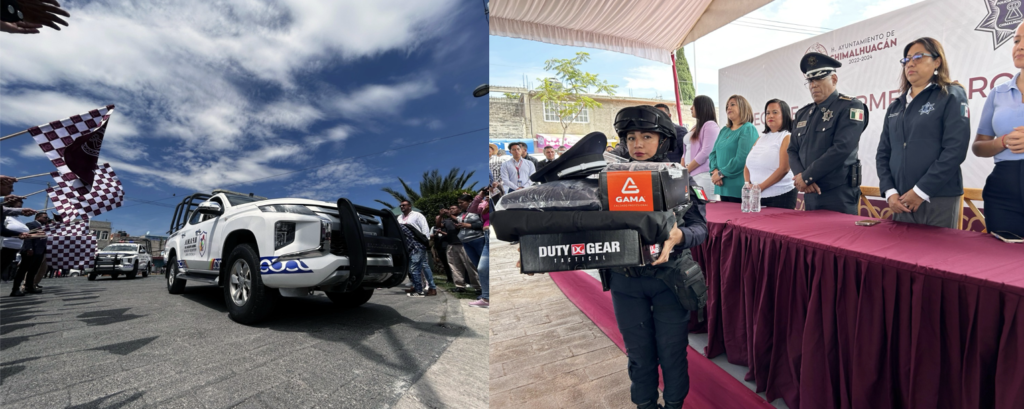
top-left (142, 263), bottom-right (149, 278)
top-left (110, 273), bottom-right (119, 280)
top-left (326, 288), bottom-right (374, 308)
top-left (88, 271), bottom-right (97, 281)
top-left (166, 256), bottom-right (186, 294)
top-left (127, 261), bottom-right (139, 279)
top-left (224, 244), bottom-right (277, 324)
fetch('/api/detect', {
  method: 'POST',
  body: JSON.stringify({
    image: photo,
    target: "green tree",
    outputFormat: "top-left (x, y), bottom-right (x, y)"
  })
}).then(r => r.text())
top-left (533, 52), bottom-right (618, 145)
top-left (377, 168), bottom-right (478, 215)
top-left (674, 48), bottom-right (696, 105)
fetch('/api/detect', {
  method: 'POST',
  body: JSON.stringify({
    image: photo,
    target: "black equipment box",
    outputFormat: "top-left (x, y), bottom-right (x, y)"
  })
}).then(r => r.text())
top-left (519, 229), bottom-right (647, 274)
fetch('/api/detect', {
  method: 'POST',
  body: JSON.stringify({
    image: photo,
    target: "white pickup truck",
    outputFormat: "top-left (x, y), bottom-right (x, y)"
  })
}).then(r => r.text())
top-left (164, 190), bottom-right (410, 324)
top-left (87, 242), bottom-right (154, 280)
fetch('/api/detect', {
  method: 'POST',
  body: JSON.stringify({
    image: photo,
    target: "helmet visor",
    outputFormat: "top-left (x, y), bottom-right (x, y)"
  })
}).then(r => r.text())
top-left (614, 107), bottom-right (662, 133)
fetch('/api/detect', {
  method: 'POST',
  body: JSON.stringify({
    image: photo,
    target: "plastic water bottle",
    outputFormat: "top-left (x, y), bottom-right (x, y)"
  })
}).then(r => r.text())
top-left (751, 184), bottom-right (762, 212)
top-left (741, 183), bottom-right (751, 212)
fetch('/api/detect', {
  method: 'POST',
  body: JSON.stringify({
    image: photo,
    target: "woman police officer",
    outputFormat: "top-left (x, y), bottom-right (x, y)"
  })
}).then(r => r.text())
top-left (601, 105), bottom-right (709, 409)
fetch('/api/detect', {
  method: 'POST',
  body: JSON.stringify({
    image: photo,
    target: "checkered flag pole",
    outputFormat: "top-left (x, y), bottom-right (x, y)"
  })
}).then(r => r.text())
top-left (47, 235), bottom-right (96, 270)
top-left (27, 105), bottom-right (114, 191)
top-left (47, 163), bottom-right (125, 221)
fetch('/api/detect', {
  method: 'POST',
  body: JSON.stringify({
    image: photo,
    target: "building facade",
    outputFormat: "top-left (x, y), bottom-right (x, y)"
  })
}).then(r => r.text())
top-left (489, 85), bottom-right (701, 149)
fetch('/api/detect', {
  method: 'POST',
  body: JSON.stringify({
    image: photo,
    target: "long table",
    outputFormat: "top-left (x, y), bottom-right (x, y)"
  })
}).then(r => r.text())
top-left (690, 202), bottom-right (1024, 409)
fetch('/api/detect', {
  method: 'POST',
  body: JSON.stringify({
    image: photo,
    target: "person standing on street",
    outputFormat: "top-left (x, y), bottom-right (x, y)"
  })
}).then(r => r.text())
top-left (788, 52), bottom-right (870, 214)
top-left (398, 200), bottom-right (437, 296)
top-left (442, 206), bottom-right (479, 292)
top-left (877, 37), bottom-right (970, 228)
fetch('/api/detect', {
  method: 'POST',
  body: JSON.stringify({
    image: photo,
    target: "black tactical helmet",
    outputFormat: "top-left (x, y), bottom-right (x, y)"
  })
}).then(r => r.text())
top-left (613, 105), bottom-right (676, 161)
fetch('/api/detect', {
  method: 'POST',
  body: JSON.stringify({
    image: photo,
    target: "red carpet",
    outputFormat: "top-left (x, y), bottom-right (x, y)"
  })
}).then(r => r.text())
top-left (549, 270), bottom-right (775, 409)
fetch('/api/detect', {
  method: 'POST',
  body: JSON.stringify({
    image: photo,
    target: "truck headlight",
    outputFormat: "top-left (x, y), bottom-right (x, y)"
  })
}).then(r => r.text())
top-left (260, 205), bottom-right (315, 215)
top-left (275, 222), bottom-right (296, 250)
top-left (122, 257), bottom-right (134, 265)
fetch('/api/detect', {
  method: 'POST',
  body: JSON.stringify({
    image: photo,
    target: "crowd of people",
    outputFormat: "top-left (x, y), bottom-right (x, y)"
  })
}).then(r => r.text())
top-left (396, 190), bottom-right (491, 308)
top-left (1, 176), bottom-right (51, 297)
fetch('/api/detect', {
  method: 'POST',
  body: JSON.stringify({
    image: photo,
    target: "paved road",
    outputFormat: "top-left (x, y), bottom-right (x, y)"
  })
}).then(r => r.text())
top-left (0, 274), bottom-right (484, 408)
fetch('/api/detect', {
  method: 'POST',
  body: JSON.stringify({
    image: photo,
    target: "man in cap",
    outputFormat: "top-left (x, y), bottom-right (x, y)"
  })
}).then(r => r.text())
top-left (787, 52), bottom-right (869, 214)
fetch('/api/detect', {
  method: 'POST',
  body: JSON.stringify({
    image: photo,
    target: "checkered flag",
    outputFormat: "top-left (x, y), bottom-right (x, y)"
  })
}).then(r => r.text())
top-left (28, 105), bottom-right (114, 191)
top-left (46, 163), bottom-right (124, 221)
top-left (41, 220), bottom-right (89, 236)
top-left (46, 235), bottom-right (96, 270)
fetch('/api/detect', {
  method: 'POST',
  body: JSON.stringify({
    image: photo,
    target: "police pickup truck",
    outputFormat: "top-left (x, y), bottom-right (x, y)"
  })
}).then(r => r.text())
top-left (164, 189), bottom-right (409, 324)
top-left (87, 242), bottom-right (154, 280)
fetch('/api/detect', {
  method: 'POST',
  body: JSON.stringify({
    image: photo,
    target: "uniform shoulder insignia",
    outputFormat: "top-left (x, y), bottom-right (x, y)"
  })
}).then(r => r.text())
top-left (838, 94), bottom-right (852, 101)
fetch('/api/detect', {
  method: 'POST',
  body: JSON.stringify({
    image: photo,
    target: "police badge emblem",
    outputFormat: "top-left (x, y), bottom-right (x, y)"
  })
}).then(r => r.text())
top-left (919, 102), bottom-right (935, 115)
top-left (823, 109), bottom-right (833, 122)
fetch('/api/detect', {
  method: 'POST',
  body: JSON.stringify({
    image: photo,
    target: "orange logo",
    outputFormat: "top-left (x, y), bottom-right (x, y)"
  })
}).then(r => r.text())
top-left (606, 171), bottom-right (653, 211)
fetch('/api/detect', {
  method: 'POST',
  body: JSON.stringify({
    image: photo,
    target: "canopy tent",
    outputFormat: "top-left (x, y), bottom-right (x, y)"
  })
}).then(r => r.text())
top-left (490, 0), bottom-right (772, 123)
top-left (489, 0), bottom-right (772, 65)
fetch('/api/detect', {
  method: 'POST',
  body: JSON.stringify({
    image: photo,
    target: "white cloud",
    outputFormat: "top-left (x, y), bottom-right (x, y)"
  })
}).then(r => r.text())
top-left (0, 157), bottom-right (14, 166)
top-left (304, 125), bottom-right (353, 146)
top-left (333, 80), bottom-right (438, 119)
top-left (104, 143), bottom-right (305, 192)
top-left (623, 65), bottom-right (676, 99)
top-left (0, 0), bottom-right (461, 188)
top-left (287, 161), bottom-right (390, 201)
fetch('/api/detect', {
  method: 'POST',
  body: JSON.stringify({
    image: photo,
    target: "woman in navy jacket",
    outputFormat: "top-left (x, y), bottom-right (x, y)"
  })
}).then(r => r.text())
top-left (876, 37), bottom-right (970, 228)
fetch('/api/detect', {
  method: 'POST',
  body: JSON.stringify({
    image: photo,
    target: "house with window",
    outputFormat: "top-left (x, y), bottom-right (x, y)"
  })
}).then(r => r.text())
top-left (489, 85), bottom-right (697, 152)
top-left (89, 220), bottom-right (112, 249)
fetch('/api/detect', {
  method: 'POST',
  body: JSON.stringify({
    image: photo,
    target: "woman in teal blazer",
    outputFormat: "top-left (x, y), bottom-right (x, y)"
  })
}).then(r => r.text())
top-left (708, 95), bottom-right (760, 201)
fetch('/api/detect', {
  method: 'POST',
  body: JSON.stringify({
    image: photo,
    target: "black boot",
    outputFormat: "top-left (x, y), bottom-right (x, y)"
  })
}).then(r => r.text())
top-left (636, 401), bottom-right (661, 409)
top-left (663, 400), bottom-right (683, 409)
top-left (10, 289), bottom-right (25, 297)
top-left (24, 287), bottom-right (42, 294)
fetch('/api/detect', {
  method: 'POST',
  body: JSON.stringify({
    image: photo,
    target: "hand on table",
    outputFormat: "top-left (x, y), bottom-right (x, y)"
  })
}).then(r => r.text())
top-left (652, 222), bottom-right (683, 266)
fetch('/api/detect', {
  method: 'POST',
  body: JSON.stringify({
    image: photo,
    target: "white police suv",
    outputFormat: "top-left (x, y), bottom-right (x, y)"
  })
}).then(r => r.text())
top-left (164, 189), bottom-right (409, 324)
top-left (87, 242), bottom-right (154, 280)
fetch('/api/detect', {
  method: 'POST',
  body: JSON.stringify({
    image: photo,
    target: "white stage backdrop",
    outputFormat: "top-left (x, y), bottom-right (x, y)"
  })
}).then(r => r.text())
top-left (719, 0), bottom-right (1022, 198)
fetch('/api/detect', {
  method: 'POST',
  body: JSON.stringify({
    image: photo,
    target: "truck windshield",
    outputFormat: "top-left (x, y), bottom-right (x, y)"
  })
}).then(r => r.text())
top-left (104, 244), bottom-right (138, 252)
top-left (225, 195), bottom-right (265, 206)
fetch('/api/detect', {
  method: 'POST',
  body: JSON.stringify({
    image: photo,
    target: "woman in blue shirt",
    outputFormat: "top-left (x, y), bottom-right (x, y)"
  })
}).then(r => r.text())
top-left (972, 22), bottom-right (1024, 237)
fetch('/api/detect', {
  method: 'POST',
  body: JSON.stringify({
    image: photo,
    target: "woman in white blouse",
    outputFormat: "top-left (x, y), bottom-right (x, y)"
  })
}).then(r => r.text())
top-left (744, 99), bottom-right (797, 209)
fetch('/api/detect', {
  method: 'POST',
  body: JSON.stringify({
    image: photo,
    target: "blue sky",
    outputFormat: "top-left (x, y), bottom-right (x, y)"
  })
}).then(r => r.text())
top-left (490, 0), bottom-right (922, 106)
top-left (1, 0), bottom-right (489, 237)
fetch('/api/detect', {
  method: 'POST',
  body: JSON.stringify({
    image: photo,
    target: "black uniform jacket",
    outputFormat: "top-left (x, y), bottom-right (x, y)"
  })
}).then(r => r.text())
top-left (875, 84), bottom-right (970, 198)
top-left (788, 90), bottom-right (870, 191)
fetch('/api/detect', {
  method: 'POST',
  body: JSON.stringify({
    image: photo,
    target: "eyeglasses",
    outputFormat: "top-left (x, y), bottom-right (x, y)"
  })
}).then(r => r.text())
top-left (804, 76), bottom-right (829, 87)
top-left (900, 52), bottom-right (934, 66)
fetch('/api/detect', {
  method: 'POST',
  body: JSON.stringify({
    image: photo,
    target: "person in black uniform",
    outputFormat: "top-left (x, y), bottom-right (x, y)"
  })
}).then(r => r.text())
top-left (876, 37), bottom-right (970, 228)
top-left (601, 105), bottom-right (708, 409)
top-left (788, 52), bottom-right (870, 214)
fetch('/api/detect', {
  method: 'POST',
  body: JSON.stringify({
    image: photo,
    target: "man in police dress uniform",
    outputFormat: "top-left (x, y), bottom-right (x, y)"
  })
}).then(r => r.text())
top-left (788, 52), bottom-right (869, 214)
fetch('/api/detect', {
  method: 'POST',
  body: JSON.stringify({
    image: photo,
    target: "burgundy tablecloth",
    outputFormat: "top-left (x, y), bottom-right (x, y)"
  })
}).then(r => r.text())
top-left (691, 202), bottom-right (1024, 409)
